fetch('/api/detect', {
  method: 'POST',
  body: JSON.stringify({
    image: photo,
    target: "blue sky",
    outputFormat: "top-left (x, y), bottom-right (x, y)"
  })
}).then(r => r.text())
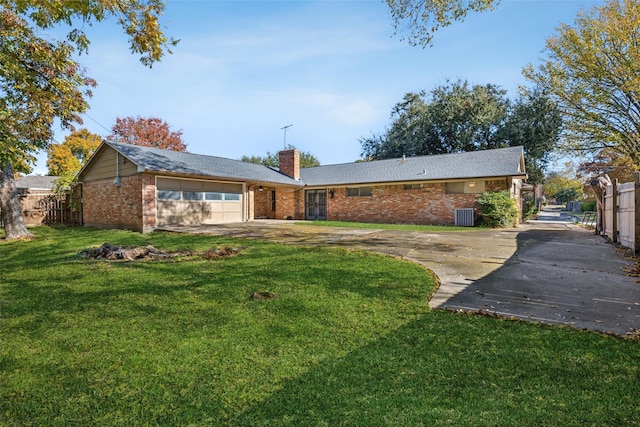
top-left (34, 0), bottom-right (605, 174)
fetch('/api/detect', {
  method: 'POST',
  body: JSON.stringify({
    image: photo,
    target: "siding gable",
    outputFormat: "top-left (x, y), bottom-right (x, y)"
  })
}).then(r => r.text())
top-left (81, 145), bottom-right (138, 182)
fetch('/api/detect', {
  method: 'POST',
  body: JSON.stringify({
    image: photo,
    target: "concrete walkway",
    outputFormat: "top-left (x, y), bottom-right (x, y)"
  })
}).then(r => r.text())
top-left (160, 213), bottom-right (640, 336)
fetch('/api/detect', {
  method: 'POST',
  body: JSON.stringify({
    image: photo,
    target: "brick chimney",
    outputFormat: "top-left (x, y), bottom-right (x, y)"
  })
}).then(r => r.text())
top-left (279, 149), bottom-right (300, 180)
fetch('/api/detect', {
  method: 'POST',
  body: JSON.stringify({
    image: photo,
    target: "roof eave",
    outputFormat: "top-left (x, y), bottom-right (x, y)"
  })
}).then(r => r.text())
top-left (303, 173), bottom-right (528, 188)
top-left (146, 170), bottom-right (304, 188)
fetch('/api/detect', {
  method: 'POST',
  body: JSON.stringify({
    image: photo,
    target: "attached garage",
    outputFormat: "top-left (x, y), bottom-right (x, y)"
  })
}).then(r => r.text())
top-left (77, 141), bottom-right (302, 232)
top-left (156, 177), bottom-right (244, 225)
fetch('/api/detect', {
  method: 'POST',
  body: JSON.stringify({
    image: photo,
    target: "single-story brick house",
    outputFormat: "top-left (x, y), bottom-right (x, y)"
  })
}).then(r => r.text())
top-left (76, 141), bottom-right (526, 232)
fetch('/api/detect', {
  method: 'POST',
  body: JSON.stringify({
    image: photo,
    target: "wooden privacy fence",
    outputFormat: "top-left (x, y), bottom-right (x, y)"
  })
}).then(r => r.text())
top-left (1, 189), bottom-right (81, 227)
top-left (601, 173), bottom-right (640, 253)
top-left (38, 193), bottom-right (82, 226)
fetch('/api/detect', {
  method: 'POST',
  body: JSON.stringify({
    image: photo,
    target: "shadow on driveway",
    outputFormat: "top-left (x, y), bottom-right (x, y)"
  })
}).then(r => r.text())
top-left (436, 223), bottom-right (640, 336)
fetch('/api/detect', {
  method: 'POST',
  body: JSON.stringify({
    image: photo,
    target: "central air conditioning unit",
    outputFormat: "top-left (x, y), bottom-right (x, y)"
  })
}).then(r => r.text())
top-left (455, 208), bottom-right (475, 227)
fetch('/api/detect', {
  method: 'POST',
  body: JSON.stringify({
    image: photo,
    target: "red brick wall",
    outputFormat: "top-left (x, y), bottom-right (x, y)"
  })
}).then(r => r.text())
top-left (83, 174), bottom-right (147, 232)
top-left (275, 187), bottom-right (297, 220)
top-left (254, 187), bottom-right (276, 219)
top-left (325, 180), bottom-right (509, 225)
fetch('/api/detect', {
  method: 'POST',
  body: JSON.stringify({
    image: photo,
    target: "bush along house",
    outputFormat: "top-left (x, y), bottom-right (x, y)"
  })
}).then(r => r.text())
top-left (76, 141), bottom-right (526, 232)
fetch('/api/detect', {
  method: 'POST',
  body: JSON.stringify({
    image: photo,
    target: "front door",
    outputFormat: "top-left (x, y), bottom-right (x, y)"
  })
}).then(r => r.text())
top-left (305, 189), bottom-right (327, 220)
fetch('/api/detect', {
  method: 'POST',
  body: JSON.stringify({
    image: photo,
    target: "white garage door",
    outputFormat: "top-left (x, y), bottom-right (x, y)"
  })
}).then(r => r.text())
top-left (156, 177), bottom-right (244, 225)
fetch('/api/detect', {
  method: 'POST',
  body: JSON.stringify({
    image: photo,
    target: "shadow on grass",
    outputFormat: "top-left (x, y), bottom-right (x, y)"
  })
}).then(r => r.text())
top-left (227, 311), bottom-right (640, 426)
top-left (2, 228), bottom-right (640, 425)
top-left (2, 241), bottom-right (424, 341)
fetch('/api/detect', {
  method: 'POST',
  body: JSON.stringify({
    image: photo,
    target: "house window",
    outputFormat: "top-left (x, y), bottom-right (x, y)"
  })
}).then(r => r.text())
top-left (445, 181), bottom-right (486, 194)
top-left (404, 184), bottom-right (422, 190)
top-left (346, 187), bottom-right (372, 197)
top-left (224, 193), bottom-right (241, 201)
top-left (445, 182), bottom-right (465, 194)
top-left (271, 190), bottom-right (276, 211)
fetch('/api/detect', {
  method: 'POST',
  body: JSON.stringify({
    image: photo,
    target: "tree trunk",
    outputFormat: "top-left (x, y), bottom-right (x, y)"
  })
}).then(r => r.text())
top-left (590, 174), bottom-right (611, 236)
top-left (1, 162), bottom-right (33, 240)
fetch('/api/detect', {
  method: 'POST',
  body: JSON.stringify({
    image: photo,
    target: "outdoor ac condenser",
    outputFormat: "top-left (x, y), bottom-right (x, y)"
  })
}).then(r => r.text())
top-left (455, 208), bottom-right (475, 227)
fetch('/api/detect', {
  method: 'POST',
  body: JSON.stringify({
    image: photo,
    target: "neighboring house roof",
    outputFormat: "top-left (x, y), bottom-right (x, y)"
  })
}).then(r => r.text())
top-left (15, 175), bottom-right (57, 190)
top-left (300, 146), bottom-right (526, 187)
top-left (101, 141), bottom-right (303, 187)
top-left (84, 141), bottom-right (526, 187)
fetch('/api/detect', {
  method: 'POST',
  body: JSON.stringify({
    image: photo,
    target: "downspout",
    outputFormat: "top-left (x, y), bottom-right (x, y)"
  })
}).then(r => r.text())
top-left (114, 151), bottom-right (121, 187)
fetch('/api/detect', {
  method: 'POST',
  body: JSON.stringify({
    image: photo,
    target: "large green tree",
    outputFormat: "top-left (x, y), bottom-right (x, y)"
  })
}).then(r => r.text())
top-left (241, 145), bottom-right (320, 169)
top-left (543, 164), bottom-right (584, 202)
top-left (523, 0), bottom-right (640, 166)
top-left (360, 81), bottom-right (561, 186)
top-left (499, 88), bottom-right (562, 185)
top-left (361, 81), bottom-right (510, 159)
top-left (0, 1), bottom-right (176, 240)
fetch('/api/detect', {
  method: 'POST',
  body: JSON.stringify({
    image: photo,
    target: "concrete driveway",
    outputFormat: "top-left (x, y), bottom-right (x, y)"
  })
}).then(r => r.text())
top-left (160, 215), bottom-right (640, 336)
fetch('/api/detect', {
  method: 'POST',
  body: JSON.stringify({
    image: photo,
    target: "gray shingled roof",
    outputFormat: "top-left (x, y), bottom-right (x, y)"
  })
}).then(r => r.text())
top-left (300, 146), bottom-right (525, 186)
top-left (104, 142), bottom-right (524, 187)
top-left (105, 141), bottom-right (302, 186)
top-left (15, 175), bottom-right (57, 190)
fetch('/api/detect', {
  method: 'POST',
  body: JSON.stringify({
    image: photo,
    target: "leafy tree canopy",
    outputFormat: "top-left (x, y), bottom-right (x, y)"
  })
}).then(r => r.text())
top-left (386, 0), bottom-right (498, 47)
top-left (361, 81), bottom-right (509, 160)
top-left (107, 116), bottom-right (187, 152)
top-left (1, 0), bottom-right (177, 67)
top-left (577, 148), bottom-right (637, 184)
top-left (523, 0), bottom-right (640, 166)
top-left (0, 8), bottom-right (95, 168)
top-left (360, 80), bottom-right (561, 185)
top-left (47, 129), bottom-right (102, 177)
top-left (554, 187), bottom-right (580, 205)
top-left (0, 0), bottom-right (175, 239)
top-left (543, 164), bottom-right (584, 201)
top-left (241, 145), bottom-right (320, 169)
top-left (498, 87), bottom-right (562, 186)
top-left (47, 129), bottom-right (101, 191)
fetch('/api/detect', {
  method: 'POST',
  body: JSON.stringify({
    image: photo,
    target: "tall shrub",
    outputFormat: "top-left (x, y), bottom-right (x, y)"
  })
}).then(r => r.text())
top-left (476, 190), bottom-right (519, 228)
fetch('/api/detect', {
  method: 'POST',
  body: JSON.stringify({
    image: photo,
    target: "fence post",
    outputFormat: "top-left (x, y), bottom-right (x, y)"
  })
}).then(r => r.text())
top-left (612, 179), bottom-right (618, 243)
top-left (635, 173), bottom-right (640, 253)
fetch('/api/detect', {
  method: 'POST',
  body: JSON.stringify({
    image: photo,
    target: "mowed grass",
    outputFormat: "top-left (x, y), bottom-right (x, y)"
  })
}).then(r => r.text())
top-left (1, 227), bottom-right (639, 426)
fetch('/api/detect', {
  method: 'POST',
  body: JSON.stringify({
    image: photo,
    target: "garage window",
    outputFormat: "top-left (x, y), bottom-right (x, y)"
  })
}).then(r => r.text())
top-left (183, 191), bottom-right (203, 201)
top-left (204, 192), bottom-right (240, 201)
top-left (158, 190), bottom-right (180, 200)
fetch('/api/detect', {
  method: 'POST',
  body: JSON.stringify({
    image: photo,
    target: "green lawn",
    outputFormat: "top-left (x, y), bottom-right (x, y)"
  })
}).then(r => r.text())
top-left (1, 227), bottom-right (639, 426)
